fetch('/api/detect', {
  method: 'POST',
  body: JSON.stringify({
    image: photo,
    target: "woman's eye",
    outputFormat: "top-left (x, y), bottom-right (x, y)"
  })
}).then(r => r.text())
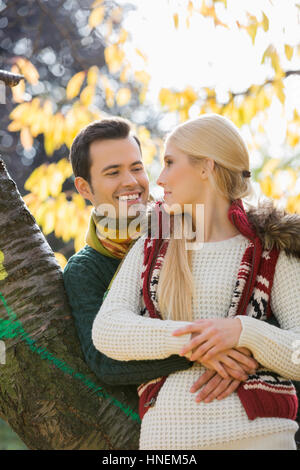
top-left (165, 160), bottom-right (173, 167)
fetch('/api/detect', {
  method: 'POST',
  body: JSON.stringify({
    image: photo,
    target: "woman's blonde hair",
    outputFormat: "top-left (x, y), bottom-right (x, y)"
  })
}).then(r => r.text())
top-left (156, 113), bottom-right (254, 322)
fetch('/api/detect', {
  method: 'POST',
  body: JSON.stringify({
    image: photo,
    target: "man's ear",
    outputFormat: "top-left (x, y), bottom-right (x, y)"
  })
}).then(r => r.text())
top-left (74, 176), bottom-right (94, 203)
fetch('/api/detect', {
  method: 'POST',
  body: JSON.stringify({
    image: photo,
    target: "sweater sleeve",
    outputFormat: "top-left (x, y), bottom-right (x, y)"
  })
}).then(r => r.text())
top-left (92, 237), bottom-right (193, 361)
top-left (63, 250), bottom-right (192, 386)
top-left (236, 250), bottom-right (300, 381)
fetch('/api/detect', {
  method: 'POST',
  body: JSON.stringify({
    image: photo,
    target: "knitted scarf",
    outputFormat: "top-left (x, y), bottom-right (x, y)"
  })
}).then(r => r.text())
top-left (86, 208), bottom-right (141, 259)
top-left (137, 199), bottom-right (298, 421)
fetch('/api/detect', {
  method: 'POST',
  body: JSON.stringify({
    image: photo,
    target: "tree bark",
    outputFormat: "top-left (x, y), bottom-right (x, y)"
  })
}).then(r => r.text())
top-left (0, 156), bottom-right (141, 450)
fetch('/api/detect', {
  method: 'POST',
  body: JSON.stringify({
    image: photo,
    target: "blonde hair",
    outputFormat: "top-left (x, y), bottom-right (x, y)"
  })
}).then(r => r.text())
top-left (157, 113), bottom-right (254, 322)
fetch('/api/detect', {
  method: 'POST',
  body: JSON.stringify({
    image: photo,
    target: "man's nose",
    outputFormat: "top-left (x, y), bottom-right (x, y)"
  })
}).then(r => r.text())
top-left (121, 170), bottom-right (139, 186)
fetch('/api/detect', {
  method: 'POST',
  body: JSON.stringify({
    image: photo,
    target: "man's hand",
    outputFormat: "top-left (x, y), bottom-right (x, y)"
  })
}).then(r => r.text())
top-left (190, 369), bottom-right (241, 403)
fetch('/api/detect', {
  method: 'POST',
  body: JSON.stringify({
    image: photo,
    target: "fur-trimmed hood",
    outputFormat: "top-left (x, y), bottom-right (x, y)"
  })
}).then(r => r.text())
top-left (145, 198), bottom-right (300, 259)
top-left (246, 198), bottom-right (300, 259)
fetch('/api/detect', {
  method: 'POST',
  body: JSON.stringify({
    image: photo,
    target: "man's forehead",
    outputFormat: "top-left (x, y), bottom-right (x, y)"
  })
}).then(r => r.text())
top-left (89, 136), bottom-right (142, 167)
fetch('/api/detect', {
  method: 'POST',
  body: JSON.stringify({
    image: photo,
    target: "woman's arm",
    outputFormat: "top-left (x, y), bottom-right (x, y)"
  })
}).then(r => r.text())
top-left (173, 250), bottom-right (300, 380)
top-left (92, 237), bottom-right (193, 361)
top-left (235, 250), bottom-right (300, 380)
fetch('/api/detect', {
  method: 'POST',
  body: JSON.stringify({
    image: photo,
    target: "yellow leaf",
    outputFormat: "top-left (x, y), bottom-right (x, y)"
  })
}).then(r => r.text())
top-left (135, 48), bottom-right (148, 63)
top-left (118, 28), bottom-right (129, 44)
top-left (87, 66), bottom-right (99, 86)
top-left (16, 58), bottom-right (39, 85)
top-left (80, 85), bottom-right (94, 106)
top-left (173, 13), bottom-right (179, 29)
top-left (54, 252), bottom-right (67, 270)
top-left (116, 88), bottom-right (131, 106)
top-left (262, 12), bottom-right (269, 32)
top-left (20, 127), bottom-right (33, 150)
top-left (246, 23), bottom-right (258, 45)
top-left (8, 120), bottom-right (22, 132)
top-left (91, 0), bottom-right (103, 6)
top-left (187, 1), bottom-right (194, 14)
top-left (104, 45), bottom-right (125, 74)
top-left (11, 78), bottom-right (25, 103)
top-left (120, 65), bottom-right (131, 83)
top-left (88, 6), bottom-right (105, 28)
top-left (262, 158), bottom-right (280, 176)
top-left (284, 44), bottom-right (293, 61)
top-left (66, 71), bottom-right (86, 100)
top-left (274, 80), bottom-right (285, 104)
top-left (134, 70), bottom-right (150, 86)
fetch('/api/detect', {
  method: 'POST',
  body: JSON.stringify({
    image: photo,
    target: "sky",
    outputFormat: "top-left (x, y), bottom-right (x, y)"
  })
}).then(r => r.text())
top-left (117, 0), bottom-right (300, 203)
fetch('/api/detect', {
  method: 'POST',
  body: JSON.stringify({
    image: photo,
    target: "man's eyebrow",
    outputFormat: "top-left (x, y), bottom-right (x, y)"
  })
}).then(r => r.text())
top-left (101, 160), bottom-right (143, 173)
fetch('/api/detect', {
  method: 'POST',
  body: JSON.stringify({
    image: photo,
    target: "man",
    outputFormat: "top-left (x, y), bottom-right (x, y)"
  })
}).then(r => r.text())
top-left (63, 117), bottom-right (256, 396)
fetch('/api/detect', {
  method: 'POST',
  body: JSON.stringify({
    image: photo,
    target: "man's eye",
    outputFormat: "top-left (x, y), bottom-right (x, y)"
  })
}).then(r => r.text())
top-left (107, 171), bottom-right (119, 176)
top-left (133, 167), bottom-right (143, 171)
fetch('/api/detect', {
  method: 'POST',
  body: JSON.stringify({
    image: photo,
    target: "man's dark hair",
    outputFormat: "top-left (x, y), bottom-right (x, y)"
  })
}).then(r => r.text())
top-left (69, 117), bottom-right (141, 187)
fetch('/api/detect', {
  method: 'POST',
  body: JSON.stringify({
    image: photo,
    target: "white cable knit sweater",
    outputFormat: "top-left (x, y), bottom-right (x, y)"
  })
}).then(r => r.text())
top-left (92, 233), bottom-right (300, 450)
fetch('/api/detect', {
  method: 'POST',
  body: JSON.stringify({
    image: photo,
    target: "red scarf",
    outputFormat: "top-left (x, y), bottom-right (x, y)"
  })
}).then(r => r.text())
top-left (137, 199), bottom-right (298, 421)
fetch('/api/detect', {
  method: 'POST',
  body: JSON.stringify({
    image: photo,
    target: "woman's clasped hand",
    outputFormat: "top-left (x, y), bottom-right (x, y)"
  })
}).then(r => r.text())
top-left (173, 318), bottom-right (260, 396)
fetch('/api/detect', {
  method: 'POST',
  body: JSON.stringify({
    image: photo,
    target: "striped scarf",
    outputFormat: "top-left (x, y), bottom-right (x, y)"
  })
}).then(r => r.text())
top-left (137, 199), bottom-right (298, 421)
top-left (91, 208), bottom-right (141, 259)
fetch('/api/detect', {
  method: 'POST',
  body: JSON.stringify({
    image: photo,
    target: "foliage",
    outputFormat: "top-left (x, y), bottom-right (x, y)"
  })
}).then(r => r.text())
top-left (2, 0), bottom-right (300, 268)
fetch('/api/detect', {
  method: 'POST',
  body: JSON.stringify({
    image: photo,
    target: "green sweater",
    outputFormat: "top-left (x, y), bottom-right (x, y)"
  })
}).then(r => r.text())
top-left (63, 244), bottom-right (192, 386)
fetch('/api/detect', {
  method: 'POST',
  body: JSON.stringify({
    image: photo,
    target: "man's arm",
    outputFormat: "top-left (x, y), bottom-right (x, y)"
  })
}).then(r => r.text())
top-left (63, 259), bottom-right (192, 386)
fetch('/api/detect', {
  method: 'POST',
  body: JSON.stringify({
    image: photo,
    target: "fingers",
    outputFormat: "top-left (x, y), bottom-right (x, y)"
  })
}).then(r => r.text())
top-left (218, 354), bottom-right (250, 378)
top-left (195, 377), bottom-right (232, 403)
top-left (203, 359), bottom-right (229, 379)
top-left (216, 379), bottom-right (241, 400)
top-left (172, 320), bottom-right (211, 337)
top-left (227, 349), bottom-right (258, 372)
top-left (179, 330), bottom-right (212, 357)
top-left (222, 365), bottom-right (248, 382)
top-left (235, 347), bottom-right (252, 357)
top-left (193, 374), bottom-right (224, 403)
top-left (190, 369), bottom-right (217, 393)
top-left (189, 337), bottom-right (217, 361)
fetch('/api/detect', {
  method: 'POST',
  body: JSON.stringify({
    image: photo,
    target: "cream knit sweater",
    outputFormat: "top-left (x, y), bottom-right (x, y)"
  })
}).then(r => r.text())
top-left (92, 233), bottom-right (300, 450)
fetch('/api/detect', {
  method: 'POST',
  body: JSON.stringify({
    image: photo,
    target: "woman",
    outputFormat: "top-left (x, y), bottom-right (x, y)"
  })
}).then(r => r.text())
top-left (92, 114), bottom-right (300, 450)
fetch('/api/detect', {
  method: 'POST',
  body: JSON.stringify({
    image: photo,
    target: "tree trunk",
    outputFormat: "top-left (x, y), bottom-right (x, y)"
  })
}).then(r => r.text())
top-left (0, 157), bottom-right (141, 450)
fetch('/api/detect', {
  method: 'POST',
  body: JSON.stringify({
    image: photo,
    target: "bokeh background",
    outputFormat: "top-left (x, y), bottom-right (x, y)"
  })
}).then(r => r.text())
top-left (0, 0), bottom-right (300, 449)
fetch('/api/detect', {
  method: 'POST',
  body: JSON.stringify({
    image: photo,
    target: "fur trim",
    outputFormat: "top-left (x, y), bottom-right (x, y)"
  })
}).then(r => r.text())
top-left (246, 198), bottom-right (300, 259)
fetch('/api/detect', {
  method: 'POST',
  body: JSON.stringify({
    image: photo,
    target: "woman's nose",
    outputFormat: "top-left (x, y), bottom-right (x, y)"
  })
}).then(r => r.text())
top-left (156, 171), bottom-right (165, 188)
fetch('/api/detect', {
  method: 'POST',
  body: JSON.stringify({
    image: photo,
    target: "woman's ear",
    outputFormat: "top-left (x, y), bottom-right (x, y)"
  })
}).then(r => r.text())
top-left (199, 158), bottom-right (215, 179)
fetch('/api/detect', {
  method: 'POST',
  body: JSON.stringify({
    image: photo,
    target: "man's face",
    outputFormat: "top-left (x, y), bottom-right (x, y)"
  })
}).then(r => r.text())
top-left (76, 136), bottom-right (149, 218)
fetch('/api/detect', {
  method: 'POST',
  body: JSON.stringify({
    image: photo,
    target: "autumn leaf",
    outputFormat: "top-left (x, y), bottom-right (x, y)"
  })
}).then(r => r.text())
top-left (104, 45), bottom-right (125, 73)
top-left (262, 12), bottom-right (269, 32)
top-left (66, 71), bottom-right (86, 100)
top-left (116, 88), bottom-right (131, 106)
top-left (16, 58), bottom-right (39, 85)
top-left (80, 85), bottom-right (95, 107)
top-left (284, 44), bottom-right (293, 61)
top-left (87, 66), bottom-right (99, 86)
top-left (20, 127), bottom-right (33, 150)
top-left (173, 13), bottom-right (179, 29)
top-left (54, 252), bottom-right (68, 270)
top-left (88, 6), bottom-right (105, 29)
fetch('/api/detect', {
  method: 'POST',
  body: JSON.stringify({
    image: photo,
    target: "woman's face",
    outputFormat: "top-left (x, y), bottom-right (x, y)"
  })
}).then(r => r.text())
top-left (157, 140), bottom-right (208, 212)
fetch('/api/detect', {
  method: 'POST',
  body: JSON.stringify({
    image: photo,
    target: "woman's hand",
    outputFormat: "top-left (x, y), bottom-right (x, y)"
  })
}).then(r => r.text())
top-left (173, 318), bottom-right (243, 362)
top-left (199, 348), bottom-right (258, 379)
top-left (190, 369), bottom-right (241, 403)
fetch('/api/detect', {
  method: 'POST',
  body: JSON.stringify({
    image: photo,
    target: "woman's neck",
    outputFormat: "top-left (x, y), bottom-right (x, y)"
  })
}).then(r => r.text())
top-left (191, 196), bottom-right (240, 243)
